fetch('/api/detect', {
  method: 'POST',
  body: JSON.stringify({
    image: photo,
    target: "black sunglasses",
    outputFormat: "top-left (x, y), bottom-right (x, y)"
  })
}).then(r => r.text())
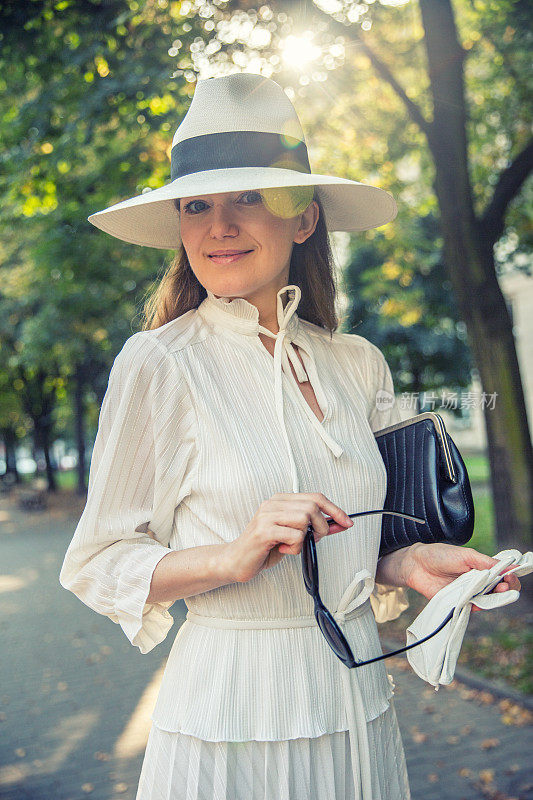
top-left (301, 509), bottom-right (459, 668)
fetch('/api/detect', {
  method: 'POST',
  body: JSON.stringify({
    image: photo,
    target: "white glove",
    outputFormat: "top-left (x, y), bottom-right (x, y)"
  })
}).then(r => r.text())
top-left (405, 549), bottom-right (533, 689)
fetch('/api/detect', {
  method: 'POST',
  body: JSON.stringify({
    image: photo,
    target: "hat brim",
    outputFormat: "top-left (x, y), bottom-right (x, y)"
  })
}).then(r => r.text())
top-left (88, 167), bottom-right (397, 249)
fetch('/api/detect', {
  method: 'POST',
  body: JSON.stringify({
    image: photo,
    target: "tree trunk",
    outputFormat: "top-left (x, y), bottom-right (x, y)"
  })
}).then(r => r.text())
top-left (74, 363), bottom-right (87, 496)
top-left (18, 367), bottom-right (59, 494)
top-left (42, 422), bottom-right (57, 493)
top-left (437, 207), bottom-right (533, 551)
top-left (33, 416), bottom-right (57, 493)
top-left (1, 427), bottom-right (20, 483)
top-left (419, 0), bottom-right (533, 569)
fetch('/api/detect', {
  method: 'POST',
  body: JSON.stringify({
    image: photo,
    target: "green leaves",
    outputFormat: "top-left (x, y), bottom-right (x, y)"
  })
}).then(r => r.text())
top-left (0, 0), bottom-right (207, 460)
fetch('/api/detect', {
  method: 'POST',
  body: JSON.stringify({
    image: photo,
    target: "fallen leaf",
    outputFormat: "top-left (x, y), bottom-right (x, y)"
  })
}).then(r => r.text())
top-left (81, 784), bottom-right (94, 793)
top-left (504, 764), bottom-right (520, 775)
top-left (428, 773), bottom-right (439, 783)
top-left (481, 738), bottom-right (500, 750)
top-left (498, 701), bottom-right (533, 727)
top-left (409, 726), bottom-right (429, 744)
top-left (479, 769), bottom-right (494, 785)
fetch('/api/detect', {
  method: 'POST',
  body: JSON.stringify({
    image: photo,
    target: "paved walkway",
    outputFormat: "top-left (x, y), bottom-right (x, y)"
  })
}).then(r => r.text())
top-left (0, 494), bottom-right (531, 799)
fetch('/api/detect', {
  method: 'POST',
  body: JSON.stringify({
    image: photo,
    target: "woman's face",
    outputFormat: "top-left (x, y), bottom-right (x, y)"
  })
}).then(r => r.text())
top-left (177, 188), bottom-right (319, 303)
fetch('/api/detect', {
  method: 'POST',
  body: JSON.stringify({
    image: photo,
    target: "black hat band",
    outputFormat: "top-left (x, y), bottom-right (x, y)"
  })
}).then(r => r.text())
top-left (170, 130), bottom-right (311, 181)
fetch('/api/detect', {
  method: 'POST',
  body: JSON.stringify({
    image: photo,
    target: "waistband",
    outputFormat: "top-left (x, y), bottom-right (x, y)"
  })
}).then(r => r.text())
top-left (185, 597), bottom-right (372, 630)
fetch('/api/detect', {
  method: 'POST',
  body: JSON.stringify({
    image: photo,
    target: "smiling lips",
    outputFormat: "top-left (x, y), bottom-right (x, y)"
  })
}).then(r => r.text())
top-left (208, 249), bottom-right (253, 263)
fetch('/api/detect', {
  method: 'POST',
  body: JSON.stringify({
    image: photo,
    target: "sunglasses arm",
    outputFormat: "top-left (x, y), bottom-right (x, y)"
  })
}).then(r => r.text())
top-left (351, 607), bottom-right (455, 667)
top-left (318, 508), bottom-right (454, 668)
top-left (325, 509), bottom-right (426, 526)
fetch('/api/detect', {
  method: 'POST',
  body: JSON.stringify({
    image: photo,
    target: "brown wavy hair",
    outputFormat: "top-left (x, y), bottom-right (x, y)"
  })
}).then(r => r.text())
top-left (140, 189), bottom-right (339, 337)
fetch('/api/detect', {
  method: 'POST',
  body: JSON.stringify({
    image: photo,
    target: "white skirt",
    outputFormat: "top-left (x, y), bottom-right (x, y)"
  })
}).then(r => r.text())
top-left (135, 701), bottom-right (411, 800)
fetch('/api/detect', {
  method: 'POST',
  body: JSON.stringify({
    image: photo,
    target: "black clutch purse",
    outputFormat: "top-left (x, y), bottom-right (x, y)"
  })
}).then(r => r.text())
top-left (374, 411), bottom-right (475, 559)
top-left (303, 411), bottom-right (477, 669)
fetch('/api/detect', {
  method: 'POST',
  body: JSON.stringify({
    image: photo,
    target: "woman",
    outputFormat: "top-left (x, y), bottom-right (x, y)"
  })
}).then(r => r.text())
top-left (59, 73), bottom-right (520, 800)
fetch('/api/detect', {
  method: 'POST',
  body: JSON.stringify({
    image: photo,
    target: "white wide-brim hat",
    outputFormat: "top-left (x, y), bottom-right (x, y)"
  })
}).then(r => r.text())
top-left (88, 73), bottom-right (398, 250)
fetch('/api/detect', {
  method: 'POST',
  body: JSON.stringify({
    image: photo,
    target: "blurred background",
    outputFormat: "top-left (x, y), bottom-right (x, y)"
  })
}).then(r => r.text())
top-left (0, 1), bottom-right (531, 798)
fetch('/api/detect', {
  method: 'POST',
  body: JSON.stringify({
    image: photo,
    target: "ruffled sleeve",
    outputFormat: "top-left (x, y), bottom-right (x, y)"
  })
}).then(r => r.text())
top-left (59, 331), bottom-right (197, 654)
top-left (365, 342), bottom-right (410, 624)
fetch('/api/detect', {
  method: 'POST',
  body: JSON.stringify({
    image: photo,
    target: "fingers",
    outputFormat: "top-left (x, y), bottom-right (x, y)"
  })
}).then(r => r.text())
top-left (463, 548), bottom-right (522, 592)
top-left (262, 493), bottom-right (353, 561)
top-left (463, 547), bottom-right (501, 571)
top-left (493, 573), bottom-right (522, 593)
top-left (313, 493), bottom-right (353, 529)
top-left (498, 567), bottom-right (522, 592)
top-left (276, 527), bottom-right (308, 555)
top-left (473, 572), bottom-right (521, 609)
top-left (273, 493), bottom-right (352, 532)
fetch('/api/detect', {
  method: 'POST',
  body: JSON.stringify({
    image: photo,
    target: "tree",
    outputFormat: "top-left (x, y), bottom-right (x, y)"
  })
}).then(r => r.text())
top-left (223, 0), bottom-right (533, 552)
top-left (343, 213), bottom-right (474, 416)
top-left (0, 0), bottom-right (207, 491)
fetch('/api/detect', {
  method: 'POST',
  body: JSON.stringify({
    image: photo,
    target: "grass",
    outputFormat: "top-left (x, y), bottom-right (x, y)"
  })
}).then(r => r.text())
top-left (468, 486), bottom-right (495, 555)
top-left (19, 468), bottom-right (79, 491)
top-left (462, 453), bottom-right (491, 484)
top-left (55, 470), bottom-right (78, 491)
top-left (461, 621), bottom-right (533, 695)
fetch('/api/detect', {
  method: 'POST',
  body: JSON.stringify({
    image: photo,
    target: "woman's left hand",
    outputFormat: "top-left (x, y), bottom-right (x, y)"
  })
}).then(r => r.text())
top-left (404, 543), bottom-right (522, 612)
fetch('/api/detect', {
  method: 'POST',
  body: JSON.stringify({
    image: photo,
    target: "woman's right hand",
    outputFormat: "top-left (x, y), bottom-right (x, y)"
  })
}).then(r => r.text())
top-left (224, 492), bottom-right (354, 583)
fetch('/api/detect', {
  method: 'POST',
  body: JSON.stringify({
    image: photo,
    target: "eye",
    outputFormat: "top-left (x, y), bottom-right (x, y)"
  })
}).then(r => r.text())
top-left (182, 191), bottom-right (262, 215)
top-left (182, 199), bottom-right (208, 215)
top-left (239, 190), bottom-right (263, 205)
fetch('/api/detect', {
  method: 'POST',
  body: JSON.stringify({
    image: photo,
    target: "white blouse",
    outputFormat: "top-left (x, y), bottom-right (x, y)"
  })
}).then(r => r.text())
top-left (59, 284), bottom-right (409, 793)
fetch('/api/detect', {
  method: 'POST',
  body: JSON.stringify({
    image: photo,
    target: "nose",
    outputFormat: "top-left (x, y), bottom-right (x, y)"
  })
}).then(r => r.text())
top-left (209, 204), bottom-right (239, 238)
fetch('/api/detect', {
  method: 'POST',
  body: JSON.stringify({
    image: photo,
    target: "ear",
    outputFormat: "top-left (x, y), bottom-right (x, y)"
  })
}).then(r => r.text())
top-left (294, 200), bottom-right (319, 244)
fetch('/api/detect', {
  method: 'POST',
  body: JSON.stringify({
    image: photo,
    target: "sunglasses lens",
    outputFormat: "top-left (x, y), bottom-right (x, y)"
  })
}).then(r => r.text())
top-left (302, 533), bottom-right (316, 593)
top-left (317, 610), bottom-right (351, 662)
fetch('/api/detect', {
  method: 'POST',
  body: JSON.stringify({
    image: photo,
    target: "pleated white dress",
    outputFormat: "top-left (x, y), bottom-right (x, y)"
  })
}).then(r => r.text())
top-left (59, 284), bottom-right (411, 800)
